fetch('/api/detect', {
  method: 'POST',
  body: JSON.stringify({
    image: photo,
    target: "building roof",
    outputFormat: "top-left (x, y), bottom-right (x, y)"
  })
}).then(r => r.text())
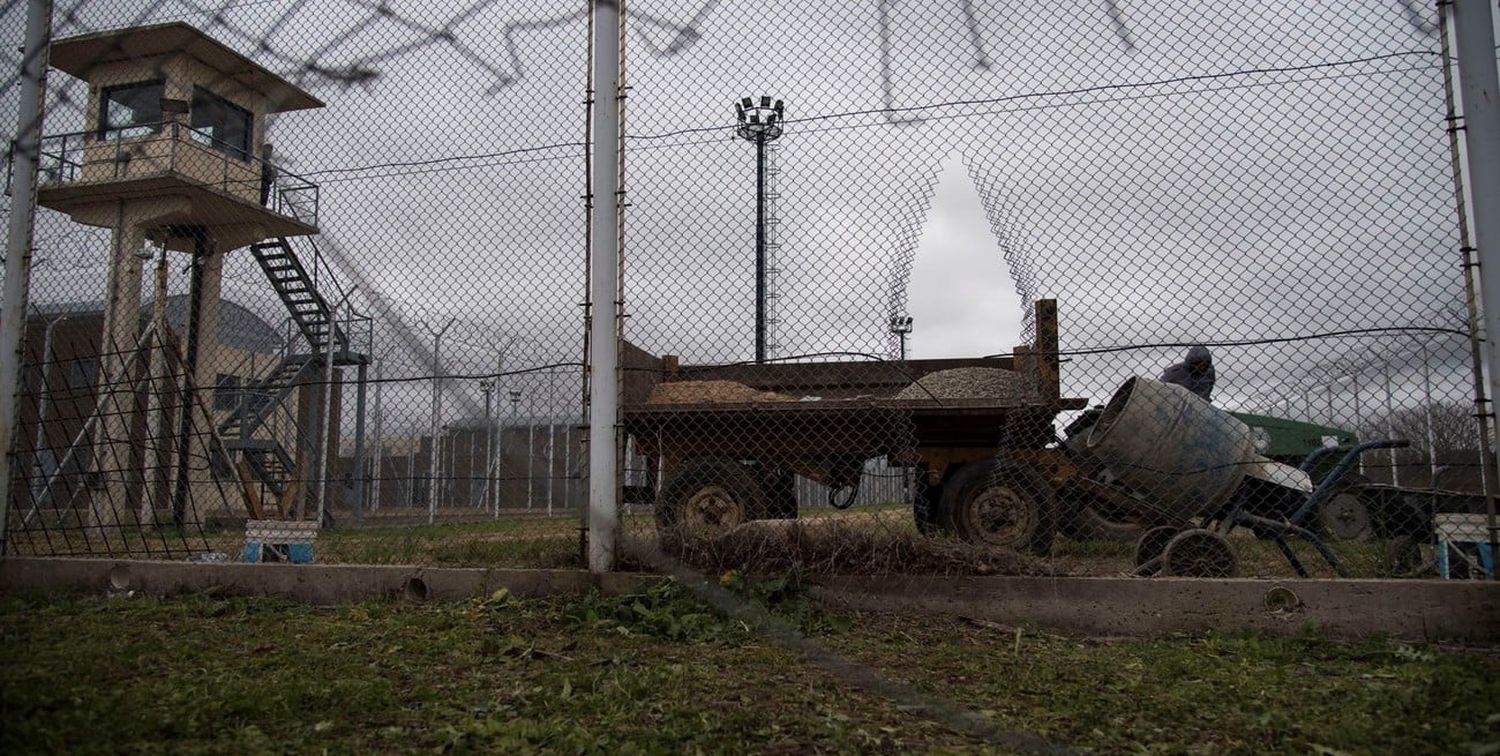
top-left (33, 294), bottom-right (284, 354)
top-left (49, 22), bottom-right (323, 113)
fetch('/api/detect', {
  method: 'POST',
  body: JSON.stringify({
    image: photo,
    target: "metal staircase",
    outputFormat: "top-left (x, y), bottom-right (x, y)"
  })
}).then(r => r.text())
top-left (235, 439), bottom-right (296, 498)
top-left (251, 238), bottom-right (348, 352)
top-left (220, 236), bottom-right (366, 504)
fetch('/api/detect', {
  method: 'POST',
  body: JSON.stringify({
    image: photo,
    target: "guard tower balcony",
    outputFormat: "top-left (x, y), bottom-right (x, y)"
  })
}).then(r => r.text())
top-left (11, 22), bottom-right (324, 239)
top-left (18, 123), bottom-right (320, 234)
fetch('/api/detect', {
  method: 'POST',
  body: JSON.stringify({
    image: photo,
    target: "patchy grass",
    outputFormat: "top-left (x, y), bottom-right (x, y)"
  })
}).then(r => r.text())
top-left (2, 584), bottom-right (1496, 753)
top-left (640, 520), bottom-right (1043, 576)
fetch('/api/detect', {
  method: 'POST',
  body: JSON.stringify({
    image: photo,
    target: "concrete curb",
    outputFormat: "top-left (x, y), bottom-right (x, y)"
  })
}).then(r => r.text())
top-left (4, 558), bottom-right (1495, 642)
top-left (0, 558), bottom-right (652, 604)
top-left (811, 575), bottom-right (1500, 642)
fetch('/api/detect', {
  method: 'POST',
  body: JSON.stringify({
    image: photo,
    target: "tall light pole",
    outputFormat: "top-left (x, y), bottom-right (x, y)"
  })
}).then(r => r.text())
top-left (477, 377), bottom-right (495, 512)
top-left (889, 312), bottom-right (913, 360)
top-left (736, 95), bottom-right (785, 363)
top-left (424, 317), bottom-right (456, 524)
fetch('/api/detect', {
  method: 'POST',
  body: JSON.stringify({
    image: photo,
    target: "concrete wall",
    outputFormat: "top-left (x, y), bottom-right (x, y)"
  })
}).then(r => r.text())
top-left (3, 558), bottom-right (1495, 643)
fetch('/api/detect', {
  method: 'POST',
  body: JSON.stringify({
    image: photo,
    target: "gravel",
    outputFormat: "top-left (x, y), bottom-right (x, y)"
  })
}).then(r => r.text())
top-left (893, 367), bottom-right (1033, 402)
top-left (647, 380), bottom-right (794, 405)
top-left (646, 369), bottom-right (1032, 405)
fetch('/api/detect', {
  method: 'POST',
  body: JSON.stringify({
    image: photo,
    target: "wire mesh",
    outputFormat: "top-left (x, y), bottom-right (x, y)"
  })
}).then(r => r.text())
top-left (2, 0), bottom-right (596, 565)
top-left (615, 0), bottom-right (1495, 580)
top-left (0, 0), bottom-right (1494, 580)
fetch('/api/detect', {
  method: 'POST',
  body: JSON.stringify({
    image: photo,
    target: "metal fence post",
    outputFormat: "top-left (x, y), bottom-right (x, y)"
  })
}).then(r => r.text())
top-left (586, 0), bottom-right (623, 573)
top-left (1453, 0), bottom-right (1500, 560)
top-left (0, 0), bottom-right (53, 553)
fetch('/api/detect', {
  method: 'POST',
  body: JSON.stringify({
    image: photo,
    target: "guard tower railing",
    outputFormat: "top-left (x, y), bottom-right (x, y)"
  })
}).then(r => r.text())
top-left (6, 121), bottom-right (319, 228)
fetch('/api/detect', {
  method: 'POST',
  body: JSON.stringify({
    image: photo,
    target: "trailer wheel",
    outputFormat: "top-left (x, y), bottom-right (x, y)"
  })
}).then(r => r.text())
top-left (939, 461), bottom-right (1055, 555)
top-left (1379, 535), bottom-right (1426, 577)
top-left (656, 458), bottom-right (767, 537)
top-left (765, 470), bottom-right (799, 520)
top-left (1318, 491), bottom-right (1373, 542)
top-left (1132, 525), bottom-right (1180, 573)
top-left (1161, 528), bottom-right (1237, 578)
top-left (913, 474), bottom-right (942, 535)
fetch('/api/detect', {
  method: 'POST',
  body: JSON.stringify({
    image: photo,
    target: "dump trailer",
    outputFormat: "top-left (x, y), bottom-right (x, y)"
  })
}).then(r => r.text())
top-left (621, 300), bottom-right (1114, 555)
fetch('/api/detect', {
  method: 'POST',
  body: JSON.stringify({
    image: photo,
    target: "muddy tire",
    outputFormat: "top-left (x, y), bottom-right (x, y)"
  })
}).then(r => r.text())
top-left (937, 461), bottom-right (1055, 555)
top-left (655, 458), bottom-right (767, 539)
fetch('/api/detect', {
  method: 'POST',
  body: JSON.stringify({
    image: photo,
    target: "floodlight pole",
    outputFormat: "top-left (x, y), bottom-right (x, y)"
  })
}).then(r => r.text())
top-left (0, 0), bottom-right (53, 552)
top-left (1453, 0), bottom-right (1500, 559)
top-left (736, 96), bottom-right (785, 363)
top-left (755, 135), bottom-right (768, 363)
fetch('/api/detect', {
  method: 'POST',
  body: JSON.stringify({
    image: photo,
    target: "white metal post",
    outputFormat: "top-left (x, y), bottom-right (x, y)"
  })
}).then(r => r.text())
top-left (0, 0), bottom-right (52, 551)
top-left (586, 0), bottom-right (623, 572)
top-left (1454, 0), bottom-right (1500, 554)
top-left (1419, 340), bottom-right (1440, 484)
top-left (1382, 358), bottom-right (1399, 486)
top-left (425, 317), bottom-right (456, 524)
top-left (315, 288), bottom-right (355, 527)
top-left (369, 360), bottom-right (384, 513)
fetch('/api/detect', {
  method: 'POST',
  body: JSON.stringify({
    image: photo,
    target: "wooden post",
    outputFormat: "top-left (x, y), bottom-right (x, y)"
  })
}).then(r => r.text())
top-left (1033, 299), bottom-right (1060, 404)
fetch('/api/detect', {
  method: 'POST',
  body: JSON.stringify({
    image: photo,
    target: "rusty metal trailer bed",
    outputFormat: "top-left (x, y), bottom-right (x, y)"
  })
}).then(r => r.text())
top-left (620, 300), bottom-right (1103, 554)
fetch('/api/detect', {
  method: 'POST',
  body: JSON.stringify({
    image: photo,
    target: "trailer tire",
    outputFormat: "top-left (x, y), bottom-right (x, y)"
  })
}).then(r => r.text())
top-left (913, 479), bottom-right (943, 535)
top-left (939, 461), bottom-right (1055, 556)
top-left (765, 471), bottom-right (799, 520)
top-left (1318, 490), bottom-right (1373, 542)
top-left (655, 458), bottom-right (767, 538)
top-left (1161, 528), bottom-right (1237, 578)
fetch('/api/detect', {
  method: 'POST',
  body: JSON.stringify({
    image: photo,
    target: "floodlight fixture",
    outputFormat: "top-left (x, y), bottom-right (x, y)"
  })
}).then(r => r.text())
top-left (735, 94), bottom-right (785, 143)
top-left (889, 312), bottom-right (914, 360)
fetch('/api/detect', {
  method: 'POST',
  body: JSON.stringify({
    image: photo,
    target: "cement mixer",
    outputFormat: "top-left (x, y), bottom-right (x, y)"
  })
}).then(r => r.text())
top-left (1076, 376), bottom-right (1408, 577)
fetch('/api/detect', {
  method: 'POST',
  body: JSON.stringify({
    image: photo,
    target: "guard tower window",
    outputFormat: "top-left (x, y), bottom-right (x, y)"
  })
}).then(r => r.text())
top-left (98, 80), bottom-right (164, 138)
top-left (190, 87), bottom-right (252, 158)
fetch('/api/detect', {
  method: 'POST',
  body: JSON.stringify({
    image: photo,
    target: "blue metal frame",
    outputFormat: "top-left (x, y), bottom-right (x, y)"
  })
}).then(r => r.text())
top-left (1218, 440), bottom-right (1410, 577)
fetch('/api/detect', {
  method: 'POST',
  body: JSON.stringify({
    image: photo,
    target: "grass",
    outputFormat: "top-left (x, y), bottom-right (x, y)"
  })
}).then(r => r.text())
top-left (4, 500), bottom-right (1443, 578)
top-left (3, 583), bottom-right (1497, 753)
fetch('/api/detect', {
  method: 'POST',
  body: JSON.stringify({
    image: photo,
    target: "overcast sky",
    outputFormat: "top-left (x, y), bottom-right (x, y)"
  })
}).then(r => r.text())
top-left (0, 0), bottom-right (1491, 433)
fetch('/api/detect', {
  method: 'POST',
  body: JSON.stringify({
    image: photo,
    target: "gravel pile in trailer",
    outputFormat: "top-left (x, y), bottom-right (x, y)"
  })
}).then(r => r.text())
top-left (893, 367), bottom-right (1034, 402)
top-left (648, 380), bottom-right (795, 405)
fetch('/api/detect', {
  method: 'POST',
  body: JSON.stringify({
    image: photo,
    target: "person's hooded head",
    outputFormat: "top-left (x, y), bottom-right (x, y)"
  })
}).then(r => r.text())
top-left (1185, 345), bottom-right (1212, 375)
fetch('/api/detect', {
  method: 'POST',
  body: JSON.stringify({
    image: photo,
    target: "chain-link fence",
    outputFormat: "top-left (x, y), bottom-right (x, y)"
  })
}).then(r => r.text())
top-left (2, 0), bottom-right (1497, 581)
top-left (0, 0), bottom-right (594, 566)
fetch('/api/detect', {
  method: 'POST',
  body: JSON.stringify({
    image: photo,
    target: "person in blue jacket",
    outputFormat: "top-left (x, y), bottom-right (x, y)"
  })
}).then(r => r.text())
top-left (1161, 345), bottom-right (1215, 402)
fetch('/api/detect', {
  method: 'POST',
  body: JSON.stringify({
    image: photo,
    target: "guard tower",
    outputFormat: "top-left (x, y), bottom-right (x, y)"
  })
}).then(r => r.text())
top-left (30, 23), bottom-right (345, 527)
